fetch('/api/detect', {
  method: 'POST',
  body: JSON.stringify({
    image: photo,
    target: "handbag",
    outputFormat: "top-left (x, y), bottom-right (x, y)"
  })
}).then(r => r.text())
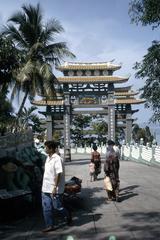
top-left (104, 176), bottom-right (113, 191)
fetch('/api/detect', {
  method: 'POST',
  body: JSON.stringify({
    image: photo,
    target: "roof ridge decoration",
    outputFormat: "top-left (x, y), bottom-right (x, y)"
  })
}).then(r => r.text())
top-left (63, 61), bottom-right (121, 66)
top-left (57, 61), bottom-right (121, 71)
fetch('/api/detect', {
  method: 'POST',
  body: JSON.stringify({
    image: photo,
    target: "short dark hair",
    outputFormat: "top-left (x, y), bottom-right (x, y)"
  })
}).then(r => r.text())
top-left (107, 140), bottom-right (115, 146)
top-left (93, 145), bottom-right (97, 151)
top-left (44, 140), bottom-right (58, 150)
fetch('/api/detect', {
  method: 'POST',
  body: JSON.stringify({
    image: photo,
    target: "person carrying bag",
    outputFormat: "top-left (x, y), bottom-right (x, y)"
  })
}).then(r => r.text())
top-left (104, 140), bottom-right (120, 202)
top-left (104, 176), bottom-right (113, 191)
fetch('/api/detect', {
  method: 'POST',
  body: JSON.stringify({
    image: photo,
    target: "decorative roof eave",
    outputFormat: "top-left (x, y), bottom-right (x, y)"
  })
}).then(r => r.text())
top-left (115, 99), bottom-right (146, 104)
top-left (115, 91), bottom-right (138, 96)
top-left (116, 109), bottom-right (139, 114)
top-left (115, 86), bottom-right (132, 92)
top-left (57, 76), bottom-right (129, 84)
top-left (32, 100), bottom-right (64, 106)
top-left (37, 92), bottom-right (64, 97)
top-left (56, 62), bottom-right (121, 71)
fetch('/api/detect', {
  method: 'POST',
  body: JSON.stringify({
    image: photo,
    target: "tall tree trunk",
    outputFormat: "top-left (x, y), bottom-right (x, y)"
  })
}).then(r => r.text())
top-left (17, 91), bottom-right (28, 116)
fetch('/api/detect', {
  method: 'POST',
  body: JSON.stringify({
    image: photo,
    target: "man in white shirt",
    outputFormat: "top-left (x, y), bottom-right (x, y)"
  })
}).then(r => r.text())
top-left (41, 141), bottom-right (71, 232)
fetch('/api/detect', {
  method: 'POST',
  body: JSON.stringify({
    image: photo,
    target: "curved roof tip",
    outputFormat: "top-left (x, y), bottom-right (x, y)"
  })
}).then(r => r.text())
top-left (126, 73), bottom-right (131, 78)
top-left (110, 59), bottom-right (115, 62)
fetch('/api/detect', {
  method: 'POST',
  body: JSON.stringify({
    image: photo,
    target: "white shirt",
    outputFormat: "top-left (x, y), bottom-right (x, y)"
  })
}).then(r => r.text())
top-left (42, 153), bottom-right (65, 194)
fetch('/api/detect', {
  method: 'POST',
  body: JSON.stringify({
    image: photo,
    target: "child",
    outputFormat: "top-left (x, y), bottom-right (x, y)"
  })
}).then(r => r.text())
top-left (89, 161), bottom-right (95, 182)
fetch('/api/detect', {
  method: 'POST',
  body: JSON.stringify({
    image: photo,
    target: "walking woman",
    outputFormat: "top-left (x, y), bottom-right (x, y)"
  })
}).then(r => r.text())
top-left (104, 140), bottom-right (120, 201)
top-left (91, 145), bottom-right (101, 180)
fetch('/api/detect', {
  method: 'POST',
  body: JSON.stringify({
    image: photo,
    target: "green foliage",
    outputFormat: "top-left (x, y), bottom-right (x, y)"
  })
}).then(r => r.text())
top-left (2, 3), bottom-right (75, 115)
top-left (92, 121), bottom-right (108, 145)
top-left (92, 121), bottom-right (108, 135)
top-left (129, 0), bottom-right (160, 29)
top-left (19, 106), bottom-right (44, 133)
top-left (134, 41), bottom-right (160, 121)
top-left (0, 91), bottom-right (15, 135)
top-left (129, 0), bottom-right (160, 121)
top-left (0, 35), bottom-right (20, 87)
top-left (71, 115), bottom-right (92, 146)
top-left (115, 127), bottom-right (125, 143)
top-left (53, 130), bottom-right (61, 142)
top-left (71, 115), bottom-right (108, 146)
top-left (132, 124), bottom-right (154, 144)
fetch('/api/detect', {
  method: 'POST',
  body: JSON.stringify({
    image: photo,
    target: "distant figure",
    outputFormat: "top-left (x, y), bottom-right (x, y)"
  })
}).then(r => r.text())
top-left (41, 140), bottom-right (72, 233)
top-left (91, 145), bottom-right (101, 180)
top-left (89, 160), bottom-right (95, 182)
top-left (104, 140), bottom-right (120, 201)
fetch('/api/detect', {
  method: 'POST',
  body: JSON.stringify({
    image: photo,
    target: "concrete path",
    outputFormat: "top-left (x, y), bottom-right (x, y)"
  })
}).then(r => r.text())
top-left (1, 155), bottom-right (160, 240)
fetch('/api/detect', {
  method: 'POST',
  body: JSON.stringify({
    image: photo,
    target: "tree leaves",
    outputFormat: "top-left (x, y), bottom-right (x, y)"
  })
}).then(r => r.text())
top-left (129, 1), bottom-right (160, 122)
top-left (129, 0), bottom-right (160, 29)
top-left (2, 3), bottom-right (75, 115)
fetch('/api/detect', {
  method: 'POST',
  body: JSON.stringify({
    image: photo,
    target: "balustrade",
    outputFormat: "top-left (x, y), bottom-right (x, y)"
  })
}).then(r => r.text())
top-left (121, 140), bottom-right (160, 167)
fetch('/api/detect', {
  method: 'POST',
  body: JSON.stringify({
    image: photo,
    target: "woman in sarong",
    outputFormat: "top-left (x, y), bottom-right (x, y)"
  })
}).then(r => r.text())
top-left (91, 145), bottom-right (101, 180)
top-left (104, 140), bottom-right (120, 201)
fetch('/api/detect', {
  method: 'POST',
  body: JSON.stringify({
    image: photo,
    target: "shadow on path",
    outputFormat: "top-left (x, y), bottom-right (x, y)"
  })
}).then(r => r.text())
top-left (121, 211), bottom-right (160, 239)
top-left (119, 184), bottom-right (139, 202)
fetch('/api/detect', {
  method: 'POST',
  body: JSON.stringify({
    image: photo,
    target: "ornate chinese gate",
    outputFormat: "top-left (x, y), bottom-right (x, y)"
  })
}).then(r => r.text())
top-left (32, 61), bottom-right (145, 161)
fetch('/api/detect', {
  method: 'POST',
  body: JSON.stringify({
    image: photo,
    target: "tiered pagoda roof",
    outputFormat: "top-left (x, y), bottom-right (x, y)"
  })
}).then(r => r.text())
top-left (57, 76), bottom-right (129, 84)
top-left (115, 86), bottom-right (132, 92)
top-left (114, 88), bottom-right (145, 104)
top-left (114, 90), bottom-right (138, 96)
top-left (56, 61), bottom-right (129, 83)
top-left (32, 99), bottom-right (64, 106)
top-left (57, 61), bottom-right (121, 71)
top-left (32, 97), bottom-right (145, 106)
top-left (115, 98), bottom-right (145, 104)
top-left (32, 60), bottom-right (145, 106)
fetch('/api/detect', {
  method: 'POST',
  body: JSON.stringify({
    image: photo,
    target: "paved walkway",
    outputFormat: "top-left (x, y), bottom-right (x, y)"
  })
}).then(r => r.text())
top-left (1, 155), bottom-right (160, 240)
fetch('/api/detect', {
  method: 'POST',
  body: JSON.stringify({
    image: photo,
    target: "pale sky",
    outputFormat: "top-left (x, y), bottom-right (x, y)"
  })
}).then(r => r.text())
top-left (0, 0), bottom-right (159, 123)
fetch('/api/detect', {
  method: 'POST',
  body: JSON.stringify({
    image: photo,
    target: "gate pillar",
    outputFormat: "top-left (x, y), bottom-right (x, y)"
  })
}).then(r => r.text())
top-left (108, 83), bottom-right (115, 141)
top-left (64, 92), bottom-right (71, 161)
top-left (126, 113), bottom-right (132, 144)
top-left (46, 106), bottom-right (53, 141)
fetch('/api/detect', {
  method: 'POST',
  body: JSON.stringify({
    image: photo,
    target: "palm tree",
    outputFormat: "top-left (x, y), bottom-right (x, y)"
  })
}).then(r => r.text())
top-left (0, 35), bottom-right (21, 95)
top-left (18, 106), bottom-right (44, 133)
top-left (0, 90), bottom-right (15, 135)
top-left (3, 3), bottom-right (75, 115)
